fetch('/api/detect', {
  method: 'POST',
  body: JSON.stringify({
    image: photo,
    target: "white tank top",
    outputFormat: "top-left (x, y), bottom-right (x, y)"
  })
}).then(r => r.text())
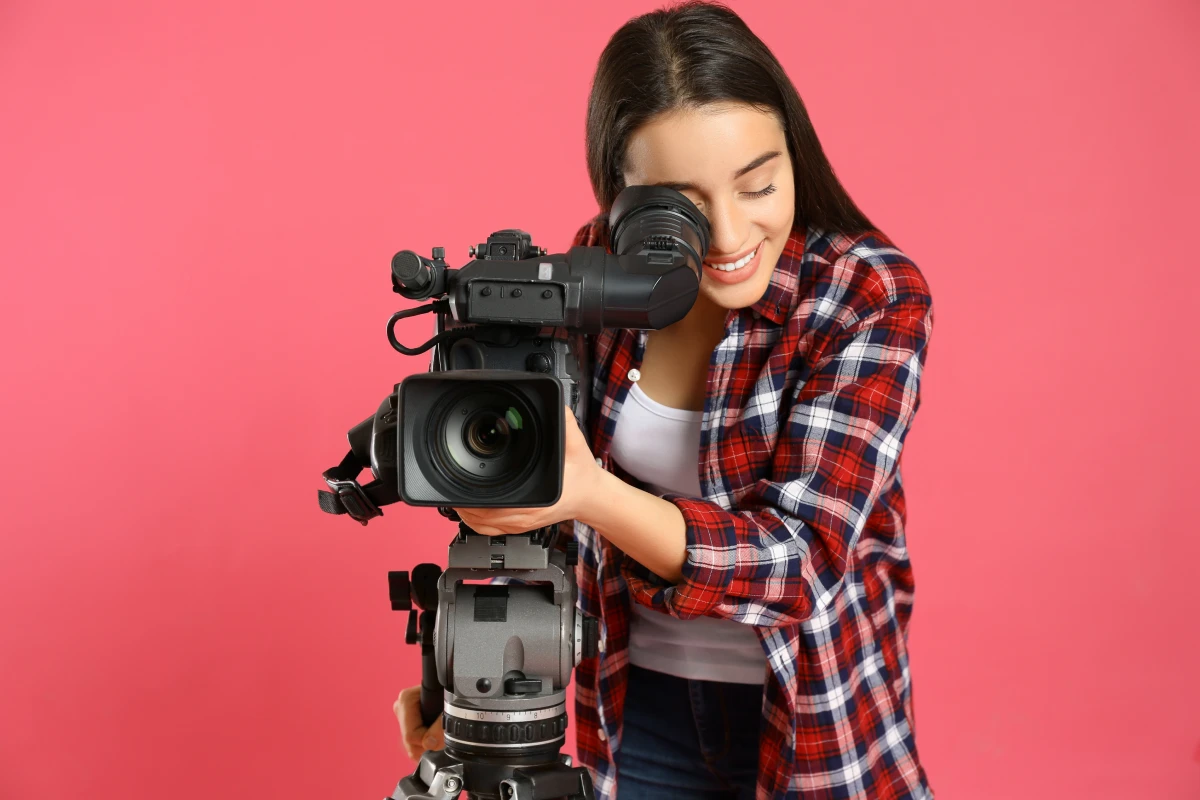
top-left (609, 381), bottom-right (767, 685)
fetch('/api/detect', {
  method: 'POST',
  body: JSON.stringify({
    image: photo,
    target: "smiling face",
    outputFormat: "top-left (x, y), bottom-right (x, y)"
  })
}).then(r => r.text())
top-left (622, 102), bottom-right (797, 312)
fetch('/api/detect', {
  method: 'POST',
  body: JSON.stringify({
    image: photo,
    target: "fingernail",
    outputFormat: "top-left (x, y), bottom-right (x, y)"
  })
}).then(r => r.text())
top-left (423, 737), bottom-right (436, 749)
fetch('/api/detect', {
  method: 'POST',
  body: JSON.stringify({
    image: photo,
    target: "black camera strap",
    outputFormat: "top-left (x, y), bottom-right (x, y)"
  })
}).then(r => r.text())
top-left (317, 448), bottom-right (401, 525)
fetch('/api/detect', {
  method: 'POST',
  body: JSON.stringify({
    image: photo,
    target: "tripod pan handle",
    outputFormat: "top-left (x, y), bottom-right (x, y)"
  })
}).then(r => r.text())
top-left (418, 609), bottom-right (443, 728)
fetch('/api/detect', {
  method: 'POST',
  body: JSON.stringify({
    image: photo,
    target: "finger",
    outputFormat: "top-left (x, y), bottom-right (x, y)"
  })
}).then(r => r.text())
top-left (422, 715), bottom-right (445, 751)
top-left (403, 732), bottom-right (423, 762)
top-left (405, 727), bottom-right (429, 762)
top-left (397, 688), bottom-right (433, 761)
top-left (461, 517), bottom-right (506, 536)
top-left (403, 717), bottom-right (427, 745)
top-left (457, 513), bottom-right (495, 533)
top-left (398, 689), bottom-right (426, 741)
top-left (394, 687), bottom-right (413, 724)
top-left (401, 721), bottom-right (428, 760)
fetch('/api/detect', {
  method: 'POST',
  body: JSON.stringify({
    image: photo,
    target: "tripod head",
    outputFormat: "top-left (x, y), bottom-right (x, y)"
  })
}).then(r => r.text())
top-left (387, 525), bottom-right (598, 800)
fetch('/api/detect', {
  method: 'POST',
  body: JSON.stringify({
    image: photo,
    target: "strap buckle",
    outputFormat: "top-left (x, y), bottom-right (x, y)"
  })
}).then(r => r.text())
top-left (325, 478), bottom-right (382, 525)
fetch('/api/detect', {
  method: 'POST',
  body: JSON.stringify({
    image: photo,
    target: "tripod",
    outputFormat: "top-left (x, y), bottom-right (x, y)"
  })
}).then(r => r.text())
top-left (383, 524), bottom-right (598, 800)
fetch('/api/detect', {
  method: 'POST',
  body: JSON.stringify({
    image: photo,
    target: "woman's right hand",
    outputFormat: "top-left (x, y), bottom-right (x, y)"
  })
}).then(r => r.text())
top-left (394, 685), bottom-right (444, 762)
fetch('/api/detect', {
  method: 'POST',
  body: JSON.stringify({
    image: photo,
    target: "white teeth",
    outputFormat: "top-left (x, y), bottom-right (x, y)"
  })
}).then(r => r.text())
top-left (707, 243), bottom-right (759, 271)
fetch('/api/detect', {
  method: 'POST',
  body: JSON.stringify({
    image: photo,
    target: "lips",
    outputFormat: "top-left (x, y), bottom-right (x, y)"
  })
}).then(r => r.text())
top-left (704, 241), bottom-right (761, 271)
top-left (702, 240), bottom-right (765, 286)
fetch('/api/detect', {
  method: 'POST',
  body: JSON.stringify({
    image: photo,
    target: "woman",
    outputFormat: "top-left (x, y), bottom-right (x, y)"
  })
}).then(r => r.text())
top-left (397, 2), bottom-right (935, 798)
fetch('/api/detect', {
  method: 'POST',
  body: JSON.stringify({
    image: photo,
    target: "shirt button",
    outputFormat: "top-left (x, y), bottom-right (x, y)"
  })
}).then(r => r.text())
top-left (595, 457), bottom-right (603, 467)
top-left (598, 728), bottom-right (607, 742)
top-left (627, 368), bottom-right (641, 382)
top-left (598, 637), bottom-right (606, 653)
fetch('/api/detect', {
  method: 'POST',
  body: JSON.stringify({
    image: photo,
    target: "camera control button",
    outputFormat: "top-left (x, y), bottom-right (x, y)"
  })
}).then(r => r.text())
top-left (627, 368), bottom-right (641, 382)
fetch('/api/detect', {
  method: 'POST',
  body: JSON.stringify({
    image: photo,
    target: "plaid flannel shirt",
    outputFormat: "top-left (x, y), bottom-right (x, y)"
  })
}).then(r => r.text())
top-left (563, 214), bottom-right (936, 800)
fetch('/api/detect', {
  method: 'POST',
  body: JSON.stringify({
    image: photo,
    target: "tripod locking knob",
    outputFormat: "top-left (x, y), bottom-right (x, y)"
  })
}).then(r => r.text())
top-left (388, 571), bottom-right (412, 612)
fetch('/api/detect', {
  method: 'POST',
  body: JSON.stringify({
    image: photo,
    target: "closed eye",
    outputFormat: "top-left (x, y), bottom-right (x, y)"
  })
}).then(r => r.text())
top-left (687, 182), bottom-right (778, 212)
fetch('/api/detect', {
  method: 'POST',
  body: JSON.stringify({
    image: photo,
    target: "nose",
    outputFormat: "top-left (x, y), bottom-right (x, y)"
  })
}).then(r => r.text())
top-left (703, 197), bottom-right (750, 260)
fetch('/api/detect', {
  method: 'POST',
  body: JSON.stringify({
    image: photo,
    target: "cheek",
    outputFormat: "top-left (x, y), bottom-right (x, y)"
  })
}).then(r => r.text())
top-left (764, 199), bottom-right (795, 238)
top-left (750, 236), bottom-right (788, 291)
top-left (753, 250), bottom-right (780, 292)
top-left (760, 203), bottom-right (796, 276)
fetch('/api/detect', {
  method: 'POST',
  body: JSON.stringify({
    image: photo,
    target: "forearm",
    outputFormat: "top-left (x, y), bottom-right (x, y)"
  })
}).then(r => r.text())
top-left (579, 469), bottom-right (687, 583)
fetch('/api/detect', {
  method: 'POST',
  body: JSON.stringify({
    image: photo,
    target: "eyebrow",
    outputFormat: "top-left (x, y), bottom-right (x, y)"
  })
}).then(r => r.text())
top-left (648, 150), bottom-right (782, 193)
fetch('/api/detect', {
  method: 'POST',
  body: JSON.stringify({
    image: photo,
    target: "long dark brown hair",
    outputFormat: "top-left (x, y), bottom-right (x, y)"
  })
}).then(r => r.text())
top-left (586, 1), bottom-right (875, 236)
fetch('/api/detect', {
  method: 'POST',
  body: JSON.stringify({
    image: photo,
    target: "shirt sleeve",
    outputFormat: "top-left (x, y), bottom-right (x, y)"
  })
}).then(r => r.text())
top-left (620, 276), bottom-right (934, 627)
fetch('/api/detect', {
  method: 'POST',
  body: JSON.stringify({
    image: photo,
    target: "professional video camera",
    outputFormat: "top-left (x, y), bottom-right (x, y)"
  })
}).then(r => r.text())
top-left (316, 185), bottom-right (710, 800)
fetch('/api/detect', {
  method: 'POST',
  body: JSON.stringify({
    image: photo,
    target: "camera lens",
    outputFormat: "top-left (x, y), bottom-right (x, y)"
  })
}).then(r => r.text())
top-left (430, 388), bottom-right (539, 497)
top-left (464, 408), bottom-right (522, 458)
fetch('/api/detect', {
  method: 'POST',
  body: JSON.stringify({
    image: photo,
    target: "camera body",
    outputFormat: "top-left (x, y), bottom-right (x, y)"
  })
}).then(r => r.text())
top-left (402, 228), bottom-right (589, 508)
top-left (384, 227), bottom-right (593, 508)
top-left (327, 184), bottom-right (711, 517)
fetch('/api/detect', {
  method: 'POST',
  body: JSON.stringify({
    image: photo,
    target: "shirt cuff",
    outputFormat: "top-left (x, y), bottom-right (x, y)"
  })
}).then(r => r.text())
top-left (618, 494), bottom-right (736, 619)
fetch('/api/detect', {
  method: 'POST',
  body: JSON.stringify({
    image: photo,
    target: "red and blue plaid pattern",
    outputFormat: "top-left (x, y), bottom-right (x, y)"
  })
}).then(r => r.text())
top-left (564, 214), bottom-right (935, 799)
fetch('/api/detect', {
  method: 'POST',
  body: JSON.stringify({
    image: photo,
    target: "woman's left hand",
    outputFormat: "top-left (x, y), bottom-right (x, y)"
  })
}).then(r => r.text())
top-left (453, 406), bottom-right (603, 535)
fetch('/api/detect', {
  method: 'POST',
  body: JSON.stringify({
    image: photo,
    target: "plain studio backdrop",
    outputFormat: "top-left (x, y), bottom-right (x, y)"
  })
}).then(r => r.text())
top-left (1, 1), bottom-right (1198, 798)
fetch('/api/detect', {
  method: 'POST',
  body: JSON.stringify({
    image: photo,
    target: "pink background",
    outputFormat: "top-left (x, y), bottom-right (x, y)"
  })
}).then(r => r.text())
top-left (2, 1), bottom-right (1198, 797)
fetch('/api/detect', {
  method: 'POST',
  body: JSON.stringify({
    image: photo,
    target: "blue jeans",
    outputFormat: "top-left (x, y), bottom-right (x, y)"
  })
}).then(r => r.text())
top-left (614, 664), bottom-right (763, 799)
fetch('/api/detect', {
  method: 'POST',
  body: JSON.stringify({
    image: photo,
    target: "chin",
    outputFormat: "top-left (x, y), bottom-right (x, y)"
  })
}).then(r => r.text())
top-left (706, 285), bottom-right (759, 311)
top-left (705, 265), bottom-right (777, 311)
